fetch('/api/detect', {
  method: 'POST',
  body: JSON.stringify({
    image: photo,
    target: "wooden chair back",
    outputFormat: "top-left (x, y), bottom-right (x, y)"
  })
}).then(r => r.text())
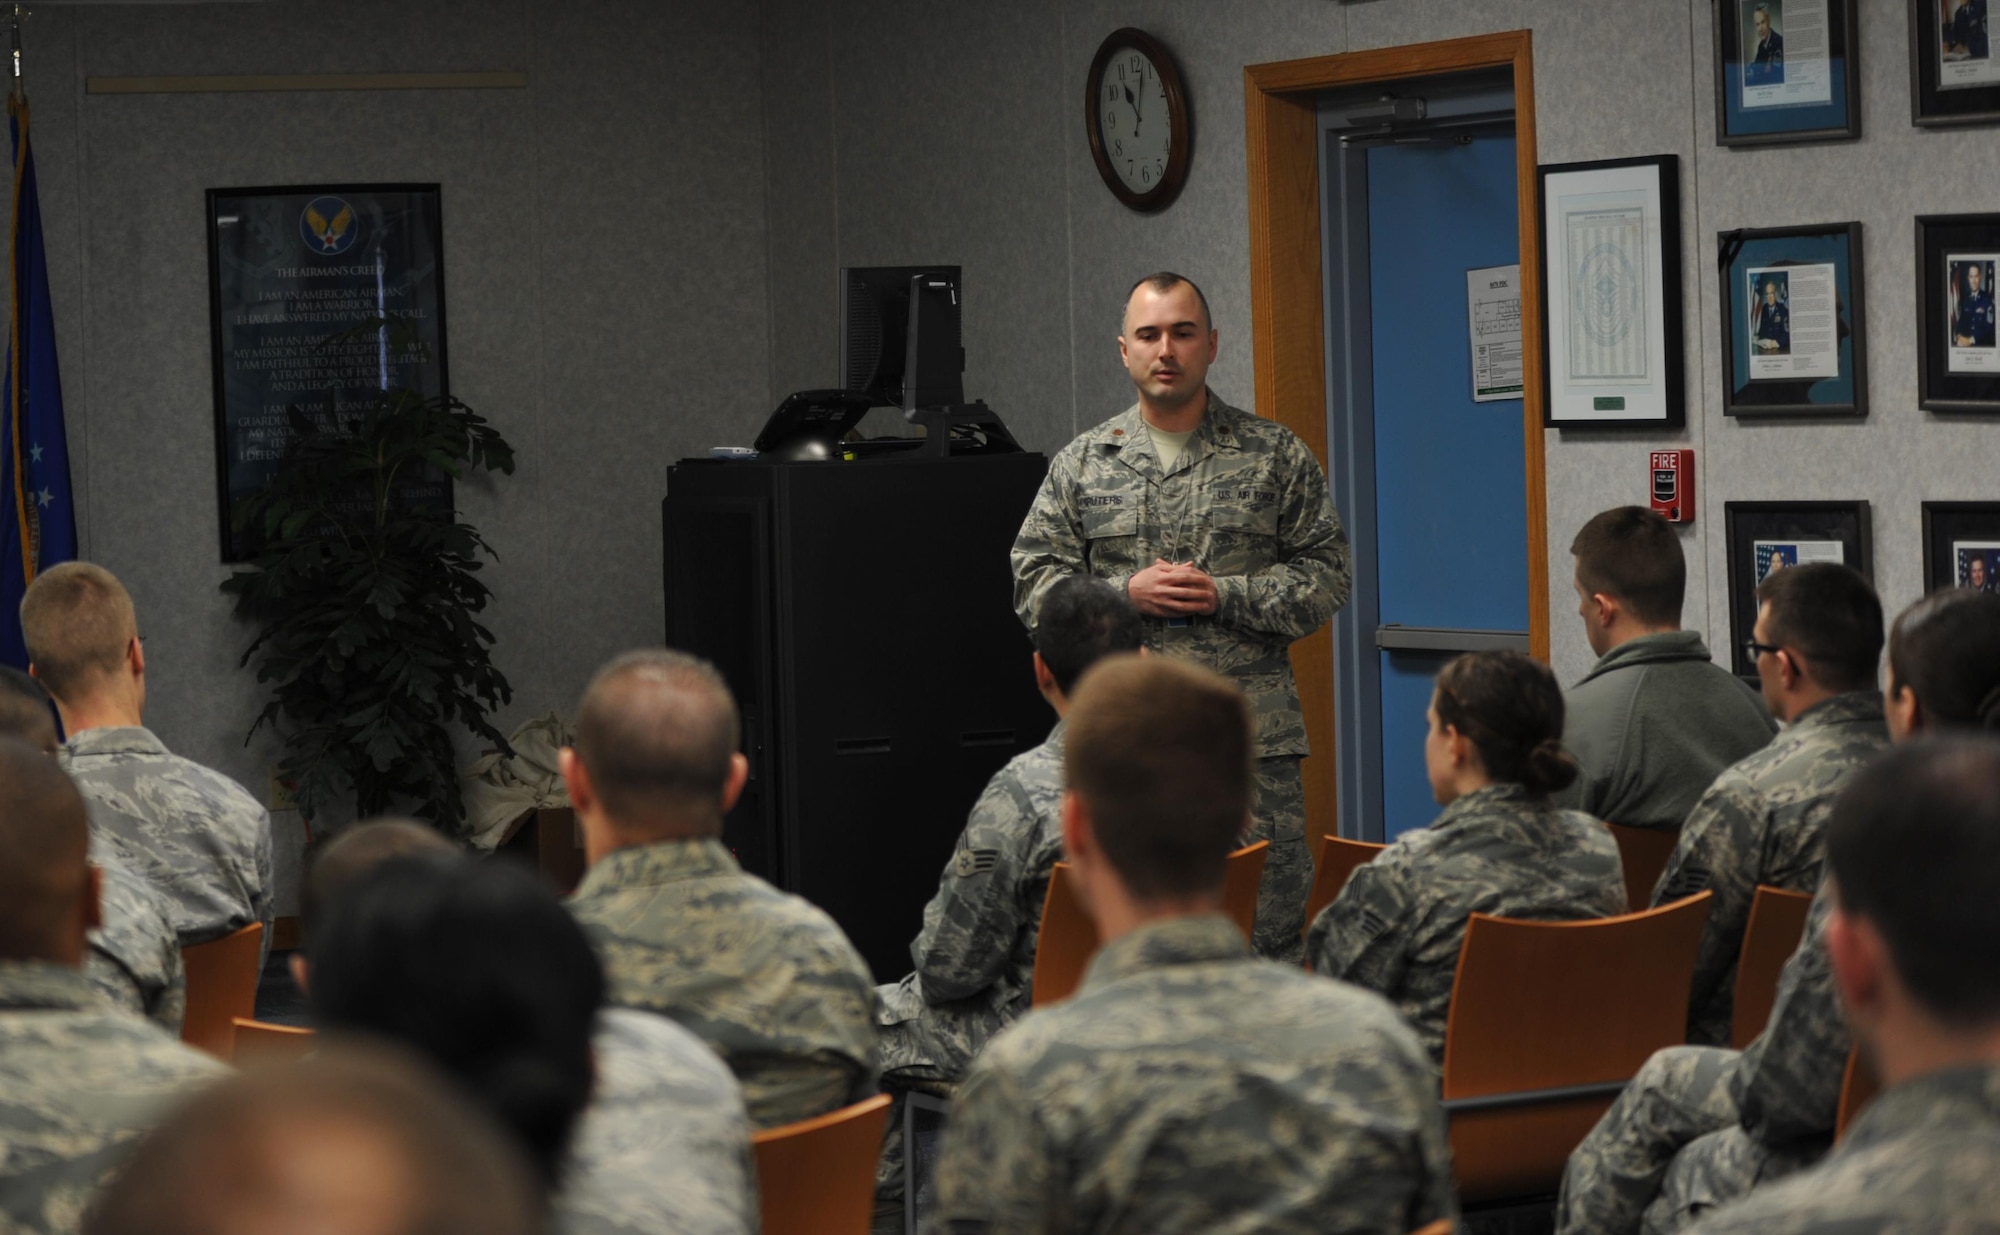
top-left (1730, 884), bottom-right (1815, 1048)
top-left (180, 923), bottom-right (265, 1058)
top-left (1032, 842), bottom-right (1269, 1007)
top-left (1605, 823), bottom-right (1681, 913)
top-left (750, 1093), bottom-right (893, 1235)
top-left (1834, 1047), bottom-right (1878, 1141)
top-left (1301, 835), bottom-right (1386, 941)
top-left (1441, 892), bottom-right (1713, 1203)
top-left (1220, 839), bottom-right (1270, 941)
top-left (229, 1017), bottom-right (315, 1063)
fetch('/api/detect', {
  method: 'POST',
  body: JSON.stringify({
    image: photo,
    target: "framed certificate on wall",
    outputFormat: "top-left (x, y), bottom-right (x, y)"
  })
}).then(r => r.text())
top-left (1912, 0), bottom-right (2000, 127)
top-left (1538, 156), bottom-right (1685, 430)
top-left (1916, 213), bottom-right (2000, 413)
top-left (1717, 222), bottom-right (1867, 417)
top-left (1714, 0), bottom-right (1862, 146)
top-left (1724, 500), bottom-right (1872, 677)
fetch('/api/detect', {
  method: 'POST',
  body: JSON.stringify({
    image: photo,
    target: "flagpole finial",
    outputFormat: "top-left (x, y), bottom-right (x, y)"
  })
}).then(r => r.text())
top-left (10, 3), bottom-right (21, 92)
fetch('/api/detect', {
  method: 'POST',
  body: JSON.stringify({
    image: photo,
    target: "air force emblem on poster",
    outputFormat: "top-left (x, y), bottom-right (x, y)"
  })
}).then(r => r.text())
top-left (300, 196), bottom-right (359, 256)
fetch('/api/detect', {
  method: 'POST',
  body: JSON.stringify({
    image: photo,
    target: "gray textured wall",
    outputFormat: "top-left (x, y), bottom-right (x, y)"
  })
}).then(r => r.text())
top-left (762, 0), bottom-right (1999, 694)
top-left (16, 0), bottom-right (1997, 901)
top-left (14, 0), bottom-right (774, 905)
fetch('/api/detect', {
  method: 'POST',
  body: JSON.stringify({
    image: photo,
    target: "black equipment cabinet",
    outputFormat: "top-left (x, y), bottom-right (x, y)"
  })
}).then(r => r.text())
top-left (663, 451), bottom-right (1052, 979)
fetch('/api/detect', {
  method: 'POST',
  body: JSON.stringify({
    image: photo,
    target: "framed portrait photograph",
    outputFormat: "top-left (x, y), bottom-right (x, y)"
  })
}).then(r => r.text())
top-left (1911, 0), bottom-right (2000, 126)
top-left (1921, 501), bottom-right (2000, 592)
top-left (1717, 222), bottom-right (1867, 417)
top-left (1724, 500), bottom-right (1872, 677)
top-left (1714, 0), bottom-right (1861, 146)
top-left (207, 183), bottom-right (450, 562)
top-left (1915, 214), bottom-right (2000, 412)
top-left (1538, 155), bottom-right (1685, 430)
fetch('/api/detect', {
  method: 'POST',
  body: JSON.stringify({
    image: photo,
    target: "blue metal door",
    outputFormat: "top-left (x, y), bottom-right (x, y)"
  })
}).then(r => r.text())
top-left (1323, 87), bottom-right (1531, 843)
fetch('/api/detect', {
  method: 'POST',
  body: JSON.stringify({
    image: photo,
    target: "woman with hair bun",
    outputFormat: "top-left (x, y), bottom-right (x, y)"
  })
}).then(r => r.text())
top-left (1306, 649), bottom-right (1627, 1064)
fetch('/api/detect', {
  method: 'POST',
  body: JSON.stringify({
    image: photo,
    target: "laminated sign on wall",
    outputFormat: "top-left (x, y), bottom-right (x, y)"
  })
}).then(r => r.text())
top-left (1467, 264), bottom-right (1523, 402)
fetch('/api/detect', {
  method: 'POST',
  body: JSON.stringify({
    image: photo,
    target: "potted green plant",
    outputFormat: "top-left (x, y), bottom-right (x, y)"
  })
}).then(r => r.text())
top-left (223, 321), bottom-right (515, 833)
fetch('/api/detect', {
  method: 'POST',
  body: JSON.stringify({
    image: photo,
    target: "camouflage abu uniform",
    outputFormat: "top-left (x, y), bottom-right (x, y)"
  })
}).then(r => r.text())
top-left (930, 914), bottom-right (1456, 1234)
top-left (877, 723), bottom-right (1066, 1084)
top-left (1307, 781), bottom-right (1627, 1064)
top-left (568, 837), bottom-right (879, 1129)
top-left (83, 845), bottom-right (186, 1032)
top-left (554, 1007), bottom-right (759, 1235)
top-left (1011, 393), bottom-right (1351, 961)
top-left (1651, 691), bottom-right (1888, 1044)
top-left (1557, 883), bottom-right (1848, 1235)
top-left (60, 727), bottom-right (274, 950)
top-left (0, 961), bottom-right (227, 1235)
top-left (1681, 1063), bottom-right (2000, 1235)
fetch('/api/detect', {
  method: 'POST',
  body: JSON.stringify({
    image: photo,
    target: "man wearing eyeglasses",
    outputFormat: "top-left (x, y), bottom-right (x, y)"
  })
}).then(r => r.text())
top-left (1653, 561), bottom-right (1889, 1047)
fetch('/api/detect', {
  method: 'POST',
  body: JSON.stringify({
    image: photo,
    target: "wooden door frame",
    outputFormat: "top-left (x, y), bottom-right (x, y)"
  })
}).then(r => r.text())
top-left (1244, 30), bottom-right (1548, 837)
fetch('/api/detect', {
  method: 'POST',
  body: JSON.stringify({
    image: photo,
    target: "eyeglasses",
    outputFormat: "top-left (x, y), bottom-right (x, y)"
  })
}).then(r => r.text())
top-left (1742, 638), bottom-right (1784, 661)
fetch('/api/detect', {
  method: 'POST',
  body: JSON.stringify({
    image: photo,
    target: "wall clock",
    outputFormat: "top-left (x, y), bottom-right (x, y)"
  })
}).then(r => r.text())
top-left (1085, 28), bottom-right (1191, 212)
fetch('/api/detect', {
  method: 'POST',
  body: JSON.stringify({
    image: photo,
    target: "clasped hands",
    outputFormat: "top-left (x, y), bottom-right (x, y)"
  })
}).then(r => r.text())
top-left (1128, 558), bottom-right (1218, 618)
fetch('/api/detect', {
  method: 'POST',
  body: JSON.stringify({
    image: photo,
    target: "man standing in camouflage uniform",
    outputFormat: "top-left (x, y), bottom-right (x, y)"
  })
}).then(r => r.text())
top-left (0, 665), bottom-right (184, 1032)
top-left (1653, 562), bottom-right (1887, 1045)
top-left (1681, 738), bottom-right (2000, 1234)
top-left (876, 576), bottom-right (1144, 1085)
top-left (562, 649), bottom-right (879, 1129)
top-left (19, 563), bottom-right (272, 953)
top-left (0, 737), bottom-right (225, 1235)
top-left (1011, 273), bottom-right (1350, 962)
top-left (930, 655), bottom-right (1455, 1233)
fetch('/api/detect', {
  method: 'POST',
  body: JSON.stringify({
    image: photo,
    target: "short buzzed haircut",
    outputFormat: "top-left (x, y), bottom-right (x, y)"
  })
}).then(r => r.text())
top-left (0, 666), bottom-right (56, 751)
top-left (301, 818), bottom-right (459, 944)
top-left (83, 1045), bottom-right (542, 1235)
top-left (1065, 654), bottom-right (1253, 901)
top-left (572, 649), bottom-right (740, 836)
top-left (1033, 576), bottom-right (1145, 695)
top-left (1124, 271), bottom-right (1212, 331)
top-left (1828, 737), bottom-right (2000, 1026)
top-left (19, 561), bottom-right (136, 701)
top-left (1755, 561), bottom-right (1883, 693)
top-left (0, 736), bottom-right (90, 961)
top-left (1571, 506), bottom-right (1685, 627)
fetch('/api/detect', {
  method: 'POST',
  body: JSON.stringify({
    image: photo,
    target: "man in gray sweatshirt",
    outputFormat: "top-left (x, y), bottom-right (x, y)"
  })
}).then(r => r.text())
top-left (1556, 507), bottom-right (1776, 829)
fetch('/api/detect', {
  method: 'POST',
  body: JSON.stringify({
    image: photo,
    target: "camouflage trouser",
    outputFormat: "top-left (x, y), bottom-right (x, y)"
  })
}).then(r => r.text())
top-left (1554, 1046), bottom-right (1741, 1235)
top-left (874, 974), bottom-right (1002, 1085)
top-left (1250, 755), bottom-right (1309, 964)
top-left (1641, 1123), bottom-right (1825, 1234)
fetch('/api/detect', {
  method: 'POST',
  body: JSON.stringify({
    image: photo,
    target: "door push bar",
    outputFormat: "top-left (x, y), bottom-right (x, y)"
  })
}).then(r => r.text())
top-left (1375, 625), bottom-right (1531, 653)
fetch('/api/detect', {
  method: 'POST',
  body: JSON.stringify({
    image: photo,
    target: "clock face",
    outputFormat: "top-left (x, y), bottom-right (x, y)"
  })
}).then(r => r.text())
top-left (1096, 47), bottom-right (1173, 195)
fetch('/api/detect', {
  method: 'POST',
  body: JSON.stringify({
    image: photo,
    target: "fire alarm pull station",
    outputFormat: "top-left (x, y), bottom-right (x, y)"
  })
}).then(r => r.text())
top-left (1651, 450), bottom-right (1694, 524)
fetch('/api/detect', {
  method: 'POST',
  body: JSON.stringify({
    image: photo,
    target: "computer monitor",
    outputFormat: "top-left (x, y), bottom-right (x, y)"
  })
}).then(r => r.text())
top-left (841, 265), bottom-right (961, 408)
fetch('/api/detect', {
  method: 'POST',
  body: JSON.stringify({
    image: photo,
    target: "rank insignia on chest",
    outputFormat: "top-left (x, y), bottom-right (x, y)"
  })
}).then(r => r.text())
top-left (954, 847), bottom-right (1000, 878)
